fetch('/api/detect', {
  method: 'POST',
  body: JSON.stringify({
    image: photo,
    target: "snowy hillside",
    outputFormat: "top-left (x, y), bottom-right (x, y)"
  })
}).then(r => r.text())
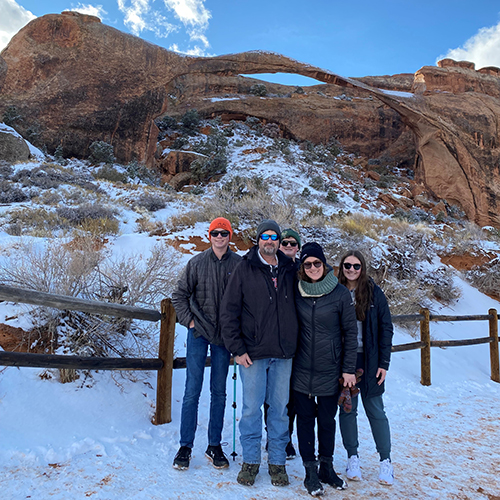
top-left (1, 120), bottom-right (500, 499)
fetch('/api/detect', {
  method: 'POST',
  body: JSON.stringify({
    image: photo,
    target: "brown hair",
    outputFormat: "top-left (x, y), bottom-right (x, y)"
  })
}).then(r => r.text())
top-left (298, 261), bottom-right (328, 283)
top-left (337, 250), bottom-right (373, 321)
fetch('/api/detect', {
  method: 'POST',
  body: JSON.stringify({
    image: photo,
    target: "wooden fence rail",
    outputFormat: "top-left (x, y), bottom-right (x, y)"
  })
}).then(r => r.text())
top-left (0, 284), bottom-right (499, 425)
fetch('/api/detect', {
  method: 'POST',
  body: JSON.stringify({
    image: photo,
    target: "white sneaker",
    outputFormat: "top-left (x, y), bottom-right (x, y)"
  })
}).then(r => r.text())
top-left (346, 455), bottom-right (362, 481)
top-left (378, 459), bottom-right (394, 486)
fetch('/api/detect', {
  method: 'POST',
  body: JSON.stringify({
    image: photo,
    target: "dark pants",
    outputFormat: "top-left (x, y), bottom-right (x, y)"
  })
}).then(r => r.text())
top-left (294, 390), bottom-right (339, 463)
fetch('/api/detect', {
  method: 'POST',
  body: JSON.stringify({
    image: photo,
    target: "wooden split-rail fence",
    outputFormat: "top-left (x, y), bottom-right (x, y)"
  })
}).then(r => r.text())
top-left (0, 285), bottom-right (498, 425)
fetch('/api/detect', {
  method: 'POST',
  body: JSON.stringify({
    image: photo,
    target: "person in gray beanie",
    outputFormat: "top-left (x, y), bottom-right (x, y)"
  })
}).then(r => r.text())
top-left (221, 219), bottom-right (299, 488)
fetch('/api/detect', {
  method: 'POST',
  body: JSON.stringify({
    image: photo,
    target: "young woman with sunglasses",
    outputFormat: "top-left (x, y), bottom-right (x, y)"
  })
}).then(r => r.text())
top-left (337, 250), bottom-right (394, 486)
top-left (292, 242), bottom-right (358, 496)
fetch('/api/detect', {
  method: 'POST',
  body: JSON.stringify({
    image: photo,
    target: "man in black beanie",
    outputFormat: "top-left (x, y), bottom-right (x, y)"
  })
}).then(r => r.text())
top-left (221, 219), bottom-right (299, 488)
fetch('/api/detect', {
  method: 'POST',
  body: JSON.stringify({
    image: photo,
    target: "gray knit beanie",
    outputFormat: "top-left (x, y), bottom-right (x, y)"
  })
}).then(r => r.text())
top-left (256, 219), bottom-right (281, 241)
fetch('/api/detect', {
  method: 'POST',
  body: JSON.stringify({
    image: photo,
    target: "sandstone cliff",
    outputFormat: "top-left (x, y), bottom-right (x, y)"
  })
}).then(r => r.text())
top-left (1, 12), bottom-right (500, 227)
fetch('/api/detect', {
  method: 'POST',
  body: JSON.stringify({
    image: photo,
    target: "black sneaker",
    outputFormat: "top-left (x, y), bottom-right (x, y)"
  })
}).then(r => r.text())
top-left (285, 441), bottom-right (296, 460)
top-left (205, 444), bottom-right (229, 469)
top-left (173, 446), bottom-right (191, 470)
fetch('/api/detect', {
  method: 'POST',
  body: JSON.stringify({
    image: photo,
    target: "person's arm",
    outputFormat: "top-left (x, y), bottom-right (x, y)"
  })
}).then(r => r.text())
top-left (376, 287), bottom-right (394, 372)
top-left (220, 265), bottom-right (248, 357)
top-left (340, 288), bottom-right (359, 381)
top-left (171, 260), bottom-right (195, 328)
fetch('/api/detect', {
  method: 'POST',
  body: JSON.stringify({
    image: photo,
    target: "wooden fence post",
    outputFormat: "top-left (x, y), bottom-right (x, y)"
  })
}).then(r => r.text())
top-left (155, 298), bottom-right (176, 425)
top-left (420, 308), bottom-right (431, 386)
top-left (489, 308), bottom-right (500, 383)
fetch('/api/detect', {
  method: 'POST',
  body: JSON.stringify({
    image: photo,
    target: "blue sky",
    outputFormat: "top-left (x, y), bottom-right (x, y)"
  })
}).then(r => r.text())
top-left (2, 0), bottom-right (500, 86)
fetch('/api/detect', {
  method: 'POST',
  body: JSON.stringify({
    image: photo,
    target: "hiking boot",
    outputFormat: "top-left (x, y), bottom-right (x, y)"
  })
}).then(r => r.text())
top-left (378, 459), bottom-right (394, 486)
top-left (303, 461), bottom-right (324, 496)
top-left (268, 464), bottom-right (289, 486)
top-left (172, 446), bottom-right (191, 470)
top-left (205, 444), bottom-right (229, 469)
top-left (346, 455), bottom-right (362, 481)
top-left (237, 463), bottom-right (260, 486)
top-left (285, 441), bottom-right (297, 460)
top-left (318, 458), bottom-right (347, 490)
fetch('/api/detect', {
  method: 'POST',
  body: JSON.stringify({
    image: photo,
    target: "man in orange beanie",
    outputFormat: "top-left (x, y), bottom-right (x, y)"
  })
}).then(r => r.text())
top-left (172, 217), bottom-right (241, 470)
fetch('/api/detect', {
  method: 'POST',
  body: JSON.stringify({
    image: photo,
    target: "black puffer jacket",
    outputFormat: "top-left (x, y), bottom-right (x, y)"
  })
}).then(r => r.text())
top-left (171, 247), bottom-right (241, 346)
top-left (359, 283), bottom-right (394, 399)
top-left (292, 275), bottom-right (358, 397)
top-left (220, 245), bottom-right (298, 360)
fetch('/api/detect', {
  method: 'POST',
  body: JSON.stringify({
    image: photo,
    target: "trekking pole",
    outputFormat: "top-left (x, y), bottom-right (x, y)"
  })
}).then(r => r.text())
top-left (231, 357), bottom-right (238, 461)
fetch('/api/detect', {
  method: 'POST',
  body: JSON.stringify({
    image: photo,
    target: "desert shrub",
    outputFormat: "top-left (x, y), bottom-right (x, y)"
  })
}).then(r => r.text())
top-left (56, 204), bottom-right (118, 226)
top-left (4, 208), bottom-right (68, 236)
top-left (0, 181), bottom-right (29, 203)
top-left (89, 141), bottom-right (115, 164)
top-left (191, 129), bottom-right (228, 182)
top-left (12, 164), bottom-right (76, 189)
top-left (3, 106), bottom-right (21, 127)
top-left (93, 165), bottom-right (128, 183)
top-left (134, 193), bottom-right (167, 212)
top-left (262, 123), bottom-right (280, 139)
top-left (309, 175), bottom-right (325, 191)
top-left (181, 109), bottom-right (200, 131)
top-left (0, 165), bottom-right (14, 179)
top-left (172, 136), bottom-right (189, 150)
top-left (245, 116), bottom-right (263, 134)
top-left (294, 86), bottom-right (305, 94)
top-left (0, 240), bottom-right (182, 358)
top-left (249, 84), bottom-right (267, 96)
top-left (326, 188), bottom-right (338, 203)
top-left (53, 145), bottom-right (67, 165)
top-left (190, 185), bottom-right (205, 195)
top-left (301, 187), bottom-right (311, 198)
top-left (270, 138), bottom-right (292, 156)
top-left (156, 115), bottom-right (178, 130)
top-left (467, 260), bottom-right (500, 298)
top-left (126, 160), bottom-right (160, 186)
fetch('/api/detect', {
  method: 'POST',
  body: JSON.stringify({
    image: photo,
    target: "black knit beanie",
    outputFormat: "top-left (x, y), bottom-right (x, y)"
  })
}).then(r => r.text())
top-left (300, 242), bottom-right (327, 265)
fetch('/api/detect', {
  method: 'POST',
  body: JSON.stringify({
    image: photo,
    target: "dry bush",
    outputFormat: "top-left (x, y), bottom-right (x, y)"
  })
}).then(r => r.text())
top-left (466, 260), bottom-right (500, 298)
top-left (446, 221), bottom-right (489, 254)
top-left (4, 208), bottom-right (69, 237)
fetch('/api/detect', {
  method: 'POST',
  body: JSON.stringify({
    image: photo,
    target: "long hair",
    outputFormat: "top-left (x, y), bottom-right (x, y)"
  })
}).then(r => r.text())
top-left (337, 250), bottom-right (373, 321)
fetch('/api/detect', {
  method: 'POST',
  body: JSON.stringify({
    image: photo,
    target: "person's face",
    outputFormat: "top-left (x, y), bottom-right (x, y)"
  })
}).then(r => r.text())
top-left (342, 255), bottom-right (362, 285)
top-left (258, 230), bottom-right (279, 257)
top-left (209, 227), bottom-right (230, 252)
top-left (303, 257), bottom-right (324, 283)
top-left (280, 237), bottom-right (299, 260)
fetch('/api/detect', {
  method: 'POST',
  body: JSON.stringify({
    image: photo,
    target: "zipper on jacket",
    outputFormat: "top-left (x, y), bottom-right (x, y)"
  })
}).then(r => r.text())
top-left (308, 299), bottom-right (316, 396)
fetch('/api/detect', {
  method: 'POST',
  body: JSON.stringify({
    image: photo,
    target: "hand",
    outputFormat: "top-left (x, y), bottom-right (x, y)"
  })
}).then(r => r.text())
top-left (342, 373), bottom-right (356, 387)
top-left (235, 353), bottom-right (253, 368)
top-left (376, 368), bottom-right (387, 385)
top-left (189, 320), bottom-right (195, 328)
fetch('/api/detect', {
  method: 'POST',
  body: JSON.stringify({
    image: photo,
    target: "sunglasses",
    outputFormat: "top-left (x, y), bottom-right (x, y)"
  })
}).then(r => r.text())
top-left (303, 260), bottom-right (323, 270)
top-left (260, 234), bottom-right (279, 241)
top-left (343, 262), bottom-right (361, 270)
top-left (210, 230), bottom-right (230, 238)
top-left (281, 241), bottom-right (298, 247)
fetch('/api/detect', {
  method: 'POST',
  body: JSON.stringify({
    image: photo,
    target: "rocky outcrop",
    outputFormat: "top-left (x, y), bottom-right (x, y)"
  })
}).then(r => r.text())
top-left (0, 127), bottom-right (30, 162)
top-left (1, 13), bottom-right (500, 227)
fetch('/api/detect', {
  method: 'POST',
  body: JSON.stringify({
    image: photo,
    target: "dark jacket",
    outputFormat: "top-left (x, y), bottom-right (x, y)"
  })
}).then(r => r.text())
top-left (220, 245), bottom-right (298, 360)
top-left (171, 247), bottom-right (241, 346)
top-left (292, 277), bottom-right (358, 397)
top-left (359, 283), bottom-right (394, 399)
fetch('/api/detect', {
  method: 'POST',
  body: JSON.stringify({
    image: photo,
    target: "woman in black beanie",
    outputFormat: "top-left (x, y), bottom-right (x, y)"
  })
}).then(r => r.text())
top-left (292, 242), bottom-right (358, 496)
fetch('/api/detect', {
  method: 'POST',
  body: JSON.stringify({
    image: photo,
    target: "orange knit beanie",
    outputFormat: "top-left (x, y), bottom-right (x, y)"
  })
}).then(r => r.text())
top-left (208, 217), bottom-right (233, 239)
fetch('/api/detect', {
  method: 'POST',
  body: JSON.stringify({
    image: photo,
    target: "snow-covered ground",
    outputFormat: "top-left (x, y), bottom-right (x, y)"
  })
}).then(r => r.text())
top-left (1, 278), bottom-right (500, 499)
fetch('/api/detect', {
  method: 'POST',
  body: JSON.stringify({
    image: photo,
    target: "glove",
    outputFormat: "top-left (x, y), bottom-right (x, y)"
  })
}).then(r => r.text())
top-left (338, 368), bottom-right (364, 413)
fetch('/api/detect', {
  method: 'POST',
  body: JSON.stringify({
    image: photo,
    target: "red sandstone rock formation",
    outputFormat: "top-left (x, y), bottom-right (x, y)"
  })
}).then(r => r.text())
top-left (1, 12), bottom-right (500, 227)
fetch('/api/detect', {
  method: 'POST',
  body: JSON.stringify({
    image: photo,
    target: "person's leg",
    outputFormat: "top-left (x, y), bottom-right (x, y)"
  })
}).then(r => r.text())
top-left (362, 394), bottom-right (391, 461)
top-left (239, 358), bottom-right (268, 464)
top-left (179, 328), bottom-right (208, 448)
top-left (316, 394), bottom-right (338, 460)
top-left (265, 358), bottom-right (293, 465)
top-left (294, 390), bottom-right (318, 463)
top-left (207, 342), bottom-right (231, 447)
top-left (338, 392), bottom-right (360, 458)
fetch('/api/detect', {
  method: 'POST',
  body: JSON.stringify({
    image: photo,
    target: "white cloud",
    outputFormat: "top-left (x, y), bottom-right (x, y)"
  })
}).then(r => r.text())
top-left (117, 0), bottom-right (176, 38)
top-left (70, 3), bottom-right (108, 20)
top-left (0, 0), bottom-right (36, 52)
top-left (438, 21), bottom-right (500, 69)
top-left (164, 0), bottom-right (211, 48)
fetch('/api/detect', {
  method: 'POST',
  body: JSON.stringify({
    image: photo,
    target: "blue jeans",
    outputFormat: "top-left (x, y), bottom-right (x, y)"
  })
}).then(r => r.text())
top-left (239, 358), bottom-right (293, 465)
top-left (179, 328), bottom-right (231, 449)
